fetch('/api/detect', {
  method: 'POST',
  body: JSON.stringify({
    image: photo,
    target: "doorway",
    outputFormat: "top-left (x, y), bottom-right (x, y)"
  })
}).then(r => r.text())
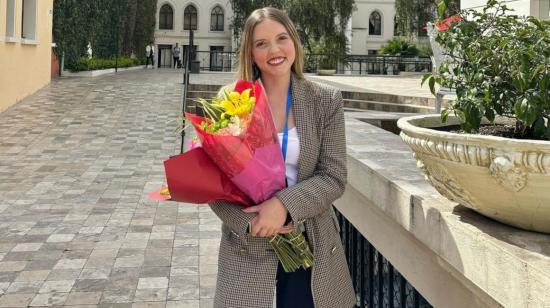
top-left (158, 44), bottom-right (172, 68)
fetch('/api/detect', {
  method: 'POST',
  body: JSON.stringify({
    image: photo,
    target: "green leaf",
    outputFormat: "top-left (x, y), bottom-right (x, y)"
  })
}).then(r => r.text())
top-left (438, 1), bottom-right (447, 17)
top-left (421, 73), bottom-right (431, 86)
top-left (441, 108), bottom-right (451, 123)
top-left (428, 77), bottom-right (436, 96)
top-left (533, 116), bottom-right (546, 139)
top-left (485, 108), bottom-right (495, 122)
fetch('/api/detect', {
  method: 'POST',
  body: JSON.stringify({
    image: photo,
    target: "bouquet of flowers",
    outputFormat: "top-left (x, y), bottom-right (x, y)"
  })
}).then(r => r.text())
top-left (155, 80), bottom-right (313, 272)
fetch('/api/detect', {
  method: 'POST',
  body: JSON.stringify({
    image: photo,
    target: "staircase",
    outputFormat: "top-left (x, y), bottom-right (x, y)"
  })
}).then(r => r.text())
top-left (185, 83), bottom-right (445, 114)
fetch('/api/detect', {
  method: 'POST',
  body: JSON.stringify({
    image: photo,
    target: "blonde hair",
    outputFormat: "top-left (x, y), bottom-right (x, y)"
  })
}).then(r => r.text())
top-left (237, 7), bottom-right (304, 81)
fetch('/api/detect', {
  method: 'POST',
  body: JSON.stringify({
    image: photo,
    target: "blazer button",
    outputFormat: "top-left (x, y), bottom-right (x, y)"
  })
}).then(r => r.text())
top-left (239, 247), bottom-right (248, 256)
top-left (331, 246), bottom-right (337, 254)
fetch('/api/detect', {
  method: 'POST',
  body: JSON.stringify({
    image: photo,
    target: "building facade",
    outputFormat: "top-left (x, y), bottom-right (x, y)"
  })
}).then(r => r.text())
top-left (350, 0), bottom-right (396, 55)
top-left (0, 0), bottom-right (54, 112)
top-left (154, 0), bottom-right (233, 69)
top-left (153, 0), bottom-right (397, 70)
top-left (461, 0), bottom-right (550, 19)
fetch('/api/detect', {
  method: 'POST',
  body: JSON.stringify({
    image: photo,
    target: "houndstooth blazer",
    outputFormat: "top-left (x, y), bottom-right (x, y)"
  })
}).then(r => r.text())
top-left (209, 75), bottom-right (356, 308)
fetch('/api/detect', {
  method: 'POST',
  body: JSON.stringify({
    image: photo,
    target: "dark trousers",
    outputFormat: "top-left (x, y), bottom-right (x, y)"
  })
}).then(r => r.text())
top-left (145, 56), bottom-right (154, 68)
top-left (276, 263), bottom-right (314, 308)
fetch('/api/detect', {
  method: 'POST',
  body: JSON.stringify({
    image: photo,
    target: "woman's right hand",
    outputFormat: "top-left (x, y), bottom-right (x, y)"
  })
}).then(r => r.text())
top-left (248, 221), bottom-right (295, 237)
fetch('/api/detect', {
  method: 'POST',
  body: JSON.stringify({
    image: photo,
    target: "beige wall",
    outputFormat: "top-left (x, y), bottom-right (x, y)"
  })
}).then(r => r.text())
top-left (0, 0), bottom-right (53, 113)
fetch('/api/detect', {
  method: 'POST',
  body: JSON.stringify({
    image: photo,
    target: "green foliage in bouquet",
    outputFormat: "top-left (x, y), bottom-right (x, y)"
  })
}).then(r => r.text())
top-left (423, 0), bottom-right (550, 140)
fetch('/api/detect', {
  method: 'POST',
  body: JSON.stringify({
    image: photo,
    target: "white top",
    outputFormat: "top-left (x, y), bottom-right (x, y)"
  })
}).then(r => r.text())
top-left (277, 127), bottom-right (300, 187)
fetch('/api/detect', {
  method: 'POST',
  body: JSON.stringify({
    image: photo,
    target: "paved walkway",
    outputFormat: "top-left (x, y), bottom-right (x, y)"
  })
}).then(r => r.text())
top-left (309, 74), bottom-right (435, 98)
top-left (0, 69), bottom-right (220, 307)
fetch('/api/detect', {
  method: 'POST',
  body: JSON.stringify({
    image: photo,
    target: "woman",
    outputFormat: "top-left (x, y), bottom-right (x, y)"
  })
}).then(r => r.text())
top-left (209, 7), bottom-right (355, 308)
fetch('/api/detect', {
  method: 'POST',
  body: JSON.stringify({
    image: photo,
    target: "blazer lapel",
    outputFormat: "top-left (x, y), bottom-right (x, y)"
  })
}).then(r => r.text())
top-left (291, 74), bottom-right (307, 183)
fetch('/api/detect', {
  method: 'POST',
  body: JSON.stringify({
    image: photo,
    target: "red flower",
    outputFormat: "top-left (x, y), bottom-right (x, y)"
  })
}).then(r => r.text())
top-left (436, 15), bottom-right (462, 31)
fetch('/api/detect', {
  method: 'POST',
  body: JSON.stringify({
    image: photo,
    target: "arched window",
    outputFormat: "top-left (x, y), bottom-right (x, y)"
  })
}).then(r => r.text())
top-left (184, 5), bottom-right (198, 30)
top-left (159, 4), bottom-right (174, 30)
top-left (369, 11), bottom-right (382, 35)
top-left (210, 6), bottom-right (224, 31)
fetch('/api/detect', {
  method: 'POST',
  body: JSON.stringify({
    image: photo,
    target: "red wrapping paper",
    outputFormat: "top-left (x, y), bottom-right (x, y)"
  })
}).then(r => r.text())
top-left (163, 147), bottom-right (253, 206)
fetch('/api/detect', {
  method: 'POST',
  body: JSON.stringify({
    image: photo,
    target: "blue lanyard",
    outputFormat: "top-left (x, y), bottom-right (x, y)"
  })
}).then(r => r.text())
top-left (281, 86), bottom-right (293, 162)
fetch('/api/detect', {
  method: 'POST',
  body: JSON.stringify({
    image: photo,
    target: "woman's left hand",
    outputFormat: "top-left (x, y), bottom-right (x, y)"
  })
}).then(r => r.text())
top-left (242, 197), bottom-right (288, 237)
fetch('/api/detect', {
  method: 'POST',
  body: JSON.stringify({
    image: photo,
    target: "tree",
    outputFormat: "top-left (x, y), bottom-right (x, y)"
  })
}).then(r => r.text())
top-left (229, 0), bottom-right (286, 43)
top-left (395, 0), bottom-right (460, 38)
top-left (52, 0), bottom-right (90, 66)
top-left (229, 0), bottom-right (355, 57)
top-left (133, 0), bottom-right (157, 59)
top-left (53, 0), bottom-right (156, 68)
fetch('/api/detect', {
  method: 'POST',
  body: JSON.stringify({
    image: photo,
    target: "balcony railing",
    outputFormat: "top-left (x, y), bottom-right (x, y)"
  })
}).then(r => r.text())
top-left (189, 51), bottom-right (432, 75)
top-left (335, 208), bottom-right (432, 308)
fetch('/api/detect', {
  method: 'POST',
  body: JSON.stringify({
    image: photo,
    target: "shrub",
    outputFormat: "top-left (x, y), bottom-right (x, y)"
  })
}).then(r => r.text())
top-left (68, 57), bottom-right (144, 72)
top-left (319, 56), bottom-right (337, 69)
top-left (424, 0), bottom-right (550, 140)
top-left (380, 37), bottom-right (419, 57)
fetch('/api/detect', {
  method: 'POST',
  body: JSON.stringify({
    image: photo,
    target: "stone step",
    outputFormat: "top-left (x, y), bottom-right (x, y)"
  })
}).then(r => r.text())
top-left (186, 90), bottom-right (218, 99)
top-left (343, 99), bottom-right (435, 114)
top-left (186, 84), bottom-right (447, 114)
top-left (342, 91), bottom-right (435, 107)
top-left (188, 84), bottom-right (223, 92)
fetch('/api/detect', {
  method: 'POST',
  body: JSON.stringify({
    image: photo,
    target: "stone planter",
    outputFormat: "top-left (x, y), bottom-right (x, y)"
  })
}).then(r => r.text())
top-left (317, 69), bottom-right (336, 76)
top-left (397, 114), bottom-right (550, 233)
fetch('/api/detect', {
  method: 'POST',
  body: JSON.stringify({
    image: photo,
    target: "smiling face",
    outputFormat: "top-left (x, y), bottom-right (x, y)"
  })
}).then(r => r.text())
top-left (251, 18), bottom-right (296, 80)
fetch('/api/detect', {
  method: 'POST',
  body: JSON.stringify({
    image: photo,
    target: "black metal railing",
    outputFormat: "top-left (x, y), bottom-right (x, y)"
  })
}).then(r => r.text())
top-left (335, 208), bottom-right (432, 308)
top-left (185, 51), bottom-right (432, 75)
top-left (343, 55), bottom-right (433, 75)
top-left (195, 51), bottom-right (238, 72)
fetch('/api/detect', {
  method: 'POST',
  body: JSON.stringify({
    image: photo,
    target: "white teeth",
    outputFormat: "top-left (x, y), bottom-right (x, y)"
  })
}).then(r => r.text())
top-left (268, 57), bottom-right (284, 64)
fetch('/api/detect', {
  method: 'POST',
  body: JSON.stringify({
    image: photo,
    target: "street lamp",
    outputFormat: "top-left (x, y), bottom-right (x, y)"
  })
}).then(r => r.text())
top-left (115, 0), bottom-right (121, 73)
top-left (180, 28), bottom-right (193, 154)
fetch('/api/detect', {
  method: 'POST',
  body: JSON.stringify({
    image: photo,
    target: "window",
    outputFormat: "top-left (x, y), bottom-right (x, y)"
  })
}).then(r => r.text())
top-left (184, 5), bottom-right (197, 30)
top-left (210, 6), bottom-right (224, 31)
top-left (6, 0), bottom-right (16, 38)
top-left (21, 0), bottom-right (37, 40)
top-left (159, 4), bottom-right (173, 30)
top-left (369, 11), bottom-right (382, 36)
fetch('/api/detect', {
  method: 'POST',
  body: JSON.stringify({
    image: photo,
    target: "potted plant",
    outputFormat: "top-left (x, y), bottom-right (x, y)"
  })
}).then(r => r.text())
top-left (317, 56), bottom-right (337, 76)
top-left (397, 0), bottom-right (550, 233)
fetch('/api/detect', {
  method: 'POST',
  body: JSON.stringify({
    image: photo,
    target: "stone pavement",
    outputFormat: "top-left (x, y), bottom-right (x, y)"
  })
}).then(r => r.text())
top-left (0, 69), bottom-right (434, 307)
top-left (309, 74), bottom-right (435, 98)
top-left (0, 69), bottom-right (220, 307)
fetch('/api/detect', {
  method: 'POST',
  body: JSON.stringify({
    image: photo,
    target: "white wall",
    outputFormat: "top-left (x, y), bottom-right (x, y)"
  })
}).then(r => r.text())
top-left (155, 0), bottom-right (398, 59)
top-left (461, 0), bottom-right (549, 18)
top-left (155, 0), bottom-right (233, 52)
top-left (351, 0), bottom-right (395, 54)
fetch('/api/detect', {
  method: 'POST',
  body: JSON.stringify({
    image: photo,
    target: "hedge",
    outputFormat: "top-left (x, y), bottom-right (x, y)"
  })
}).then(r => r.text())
top-left (68, 56), bottom-right (144, 71)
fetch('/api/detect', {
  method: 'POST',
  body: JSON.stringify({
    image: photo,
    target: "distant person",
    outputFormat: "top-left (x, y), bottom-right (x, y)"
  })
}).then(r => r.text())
top-left (145, 44), bottom-right (155, 68)
top-left (173, 43), bottom-right (181, 69)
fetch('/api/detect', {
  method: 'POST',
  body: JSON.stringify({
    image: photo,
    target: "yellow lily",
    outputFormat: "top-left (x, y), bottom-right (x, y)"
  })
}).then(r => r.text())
top-left (219, 89), bottom-right (255, 118)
